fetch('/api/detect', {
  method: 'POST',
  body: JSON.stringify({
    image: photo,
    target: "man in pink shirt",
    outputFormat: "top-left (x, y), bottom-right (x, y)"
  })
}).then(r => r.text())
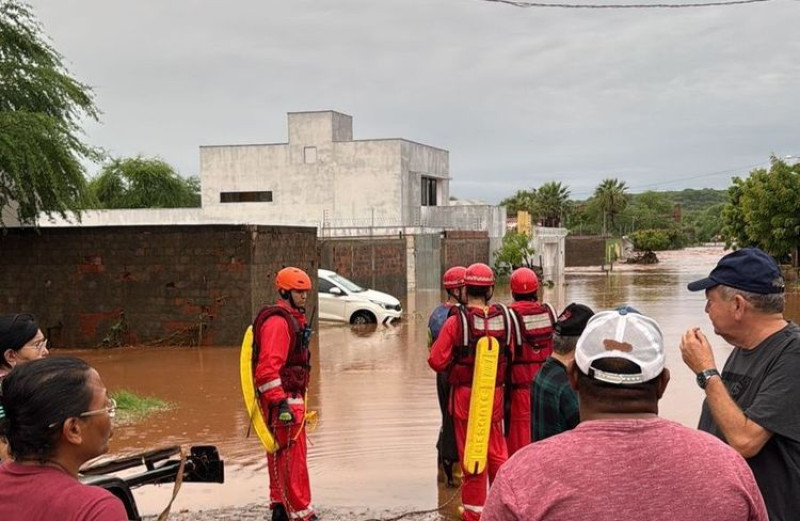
top-left (483, 307), bottom-right (767, 521)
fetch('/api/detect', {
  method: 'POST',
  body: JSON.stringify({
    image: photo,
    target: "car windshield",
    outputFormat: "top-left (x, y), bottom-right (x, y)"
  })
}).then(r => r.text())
top-left (329, 273), bottom-right (365, 293)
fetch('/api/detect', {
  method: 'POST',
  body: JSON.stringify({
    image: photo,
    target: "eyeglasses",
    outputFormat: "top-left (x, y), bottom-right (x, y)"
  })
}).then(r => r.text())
top-left (80, 398), bottom-right (117, 420)
top-left (47, 398), bottom-right (117, 429)
top-left (24, 338), bottom-right (48, 352)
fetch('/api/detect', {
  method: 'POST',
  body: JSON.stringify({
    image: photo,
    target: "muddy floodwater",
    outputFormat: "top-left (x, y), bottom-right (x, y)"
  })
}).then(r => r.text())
top-left (67, 246), bottom-right (800, 519)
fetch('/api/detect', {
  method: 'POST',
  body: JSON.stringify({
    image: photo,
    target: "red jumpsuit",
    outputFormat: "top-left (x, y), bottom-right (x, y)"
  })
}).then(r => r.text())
top-left (506, 301), bottom-right (555, 456)
top-left (254, 300), bottom-right (314, 521)
top-left (428, 305), bottom-right (511, 521)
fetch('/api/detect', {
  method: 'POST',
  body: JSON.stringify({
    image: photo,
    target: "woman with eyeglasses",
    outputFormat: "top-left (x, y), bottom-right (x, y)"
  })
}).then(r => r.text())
top-left (0, 356), bottom-right (127, 520)
top-left (0, 313), bottom-right (50, 461)
top-left (0, 313), bottom-right (50, 382)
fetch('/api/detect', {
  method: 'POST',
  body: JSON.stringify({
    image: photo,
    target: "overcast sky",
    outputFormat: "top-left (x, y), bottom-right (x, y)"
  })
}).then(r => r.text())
top-left (28, 0), bottom-right (800, 203)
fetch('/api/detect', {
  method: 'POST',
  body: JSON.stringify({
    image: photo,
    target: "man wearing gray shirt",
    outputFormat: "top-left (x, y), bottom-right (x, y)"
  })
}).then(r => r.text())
top-left (681, 248), bottom-right (800, 521)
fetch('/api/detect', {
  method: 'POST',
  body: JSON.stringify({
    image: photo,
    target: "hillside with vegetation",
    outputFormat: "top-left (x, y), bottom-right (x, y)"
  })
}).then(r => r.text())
top-left (499, 158), bottom-right (800, 265)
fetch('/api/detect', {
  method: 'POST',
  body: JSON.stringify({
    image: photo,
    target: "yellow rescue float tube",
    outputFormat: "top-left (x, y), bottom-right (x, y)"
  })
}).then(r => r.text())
top-left (462, 335), bottom-right (500, 475)
top-left (240, 326), bottom-right (280, 454)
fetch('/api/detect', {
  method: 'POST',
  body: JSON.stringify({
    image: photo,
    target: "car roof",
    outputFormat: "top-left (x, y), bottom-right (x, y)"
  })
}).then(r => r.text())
top-left (318, 268), bottom-right (335, 277)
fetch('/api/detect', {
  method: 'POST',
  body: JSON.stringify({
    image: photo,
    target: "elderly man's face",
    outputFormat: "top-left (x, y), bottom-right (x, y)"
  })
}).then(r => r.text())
top-left (705, 287), bottom-right (737, 337)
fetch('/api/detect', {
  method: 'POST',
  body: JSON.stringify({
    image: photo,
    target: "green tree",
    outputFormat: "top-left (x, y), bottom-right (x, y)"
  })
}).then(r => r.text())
top-left (88, 156), bottom-right (201, 209)
top-left (621, 191), bottom-right (674, 233)
top-left (499, 189), bottom-right (537, 216)
top-left (685, 202), bottom-right (726, 243)
top-left (533, 181), bottom-right (571, 227)
top-left (630, 229), bottom-right (672, 252)
top-left (0, 1), bottom-right (100, 225)
top-left (720, 157), bottom-right (800, 262)
top-left (591, 178), bottom-right (629, 235)
top-left (492, 231), bottom-right (535, 276)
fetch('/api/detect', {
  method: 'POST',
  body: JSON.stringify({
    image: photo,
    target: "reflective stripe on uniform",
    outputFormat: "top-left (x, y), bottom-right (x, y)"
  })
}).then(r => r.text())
top-left (286, 397), bottom-right (304, 405)
top-left (472, 314), bottom-right (505, 332)
top-left (523, 313), bottom-right (553, 329)
top-left (258, 378), bottom-right (282, 393)
top-left (289, 506), bottom-right (314, 519)
top-left (463, 504), bottom-right (483, 513)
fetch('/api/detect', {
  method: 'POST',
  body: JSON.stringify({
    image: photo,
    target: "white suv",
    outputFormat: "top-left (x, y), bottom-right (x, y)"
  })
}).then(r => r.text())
top-left (317, 269), bottom-right (403, 325)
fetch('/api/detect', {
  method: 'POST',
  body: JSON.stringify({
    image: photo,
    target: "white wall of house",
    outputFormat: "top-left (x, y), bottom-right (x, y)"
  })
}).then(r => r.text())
top-left (531, 226), bottom-right (568, 284)
top-left (1, 201), bottom-right (21, 227)
top-left (200, 111), bottom-right (449, 229)
top-left (26, 110), bottom-right (503, 269)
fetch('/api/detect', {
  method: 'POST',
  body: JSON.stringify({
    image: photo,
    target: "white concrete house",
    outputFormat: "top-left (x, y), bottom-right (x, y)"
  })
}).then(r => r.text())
top-left (200, 111), bottom-right (455, 230)
top-left (33, 110), bottom-right (506, 252)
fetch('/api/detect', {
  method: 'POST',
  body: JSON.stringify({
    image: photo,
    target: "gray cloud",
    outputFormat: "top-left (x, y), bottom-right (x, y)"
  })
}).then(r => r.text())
top-left (30, 0), bottom-right (800, 203)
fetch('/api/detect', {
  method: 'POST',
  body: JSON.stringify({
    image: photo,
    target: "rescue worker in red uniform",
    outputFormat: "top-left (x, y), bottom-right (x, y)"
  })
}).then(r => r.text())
top-left (505, 267), bottom-right (555, 456)
top-left (253, 267), bottom-right (316, 521)
top-left (428, 263), bottom-right (511, 521)
top-left (427, 266), bottom-right (467, 487)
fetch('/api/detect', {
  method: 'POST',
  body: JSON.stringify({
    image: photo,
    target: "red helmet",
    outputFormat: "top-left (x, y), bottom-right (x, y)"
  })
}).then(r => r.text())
top-left (275, 267), bottom-right (312, 291)
top-left (464, 263), bottom-right (495, 287)
top-left (442, 266), bottom-right (467, 289)
top-left (510, 267), bottom-right (539, 295)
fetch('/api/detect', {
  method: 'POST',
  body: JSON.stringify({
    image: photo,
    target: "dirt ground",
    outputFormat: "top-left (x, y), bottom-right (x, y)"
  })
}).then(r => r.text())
top-left (146, 504), bottom-right (446, 521)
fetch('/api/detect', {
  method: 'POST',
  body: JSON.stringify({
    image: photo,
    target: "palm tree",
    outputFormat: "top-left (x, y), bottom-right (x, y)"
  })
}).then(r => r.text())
top-left (593, 178), bottom-right (629, 235)
top-left (534, 181), bottom-right (571, 227)
top-left (499, 189), bottom-right (537, 216)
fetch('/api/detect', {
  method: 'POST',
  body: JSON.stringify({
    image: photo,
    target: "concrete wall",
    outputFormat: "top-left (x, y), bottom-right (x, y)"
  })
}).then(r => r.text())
top-left (565, 235), bottom-right (607, 267)
top-left (39, 208), bottom-right (208, 227)
top-left (420, 204), bottom-right (506, 238)
top-left (200, 111), bottom-right (451, 230)
top-left (0, 225), bottom-right (317, 348)
top-left (411, 234), bottom-right (442, 291)
top-left (401, 140), bottom-right (449, 226)
top-left (288, 110), bottom-right (353, 144)
top-left (319, 238), bottom-right (407, 298)
top-left (1, 201), bottom-right (21, 227)
top-left (531, 226), bottom-right (568, 283)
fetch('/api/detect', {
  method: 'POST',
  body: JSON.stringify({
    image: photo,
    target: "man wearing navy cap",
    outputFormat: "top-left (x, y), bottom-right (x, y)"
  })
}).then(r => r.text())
top-left (680, 248), bottom-right (800, 521)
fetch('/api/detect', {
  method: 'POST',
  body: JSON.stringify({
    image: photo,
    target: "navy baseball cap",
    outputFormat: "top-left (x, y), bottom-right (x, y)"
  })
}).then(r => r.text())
top-left (687, 248), bottom-right (785, 294)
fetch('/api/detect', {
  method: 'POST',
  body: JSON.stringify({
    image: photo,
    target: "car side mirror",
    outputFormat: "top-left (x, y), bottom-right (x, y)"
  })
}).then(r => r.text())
top-left (329, 287), bottom-right (343, 296)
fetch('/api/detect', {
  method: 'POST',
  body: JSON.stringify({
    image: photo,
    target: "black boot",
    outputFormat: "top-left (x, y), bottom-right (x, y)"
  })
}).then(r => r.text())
top-left (271, 504), bottom-right (289, 521)
top-left (443, 458), bottom-right (455, 487)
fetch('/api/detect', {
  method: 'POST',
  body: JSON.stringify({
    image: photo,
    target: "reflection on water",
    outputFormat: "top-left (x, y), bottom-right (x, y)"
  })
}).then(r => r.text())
top-left (69, 246), bottom-right (800, 516)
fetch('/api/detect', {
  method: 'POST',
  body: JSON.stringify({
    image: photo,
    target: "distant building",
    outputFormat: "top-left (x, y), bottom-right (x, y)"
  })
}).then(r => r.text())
top-left (26, 110), bottom-right (508, 293)
top-left (200, 110), bottom-right (451, 229)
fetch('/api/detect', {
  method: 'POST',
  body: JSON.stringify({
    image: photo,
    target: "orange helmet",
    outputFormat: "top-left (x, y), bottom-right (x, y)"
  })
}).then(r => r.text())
top-left (464, 263), bottom-right (495, 287)
top-left (442, 266), bottom-right (467, 289)
top-left (275, 267), bottom-right (312, 291)
top-left (510, 267), bottom-right (539, 295)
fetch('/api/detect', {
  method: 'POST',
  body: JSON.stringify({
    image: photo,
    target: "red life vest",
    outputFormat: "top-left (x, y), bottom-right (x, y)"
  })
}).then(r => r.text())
top-left (507, 301), bottom-right (555, 388)
top-left (448, 304), bottom-right (512, 387)
top-left (253, 305), bottom-right (311, 394)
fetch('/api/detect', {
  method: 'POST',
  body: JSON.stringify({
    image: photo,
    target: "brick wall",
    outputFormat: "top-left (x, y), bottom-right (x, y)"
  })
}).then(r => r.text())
top-left (441, 230), bottom-right (490, 271)
top-left (565, 236), bottom-right (606, 267)
top-left (0, 225), bottom-right (316, 347)
top-left (319, 238), bottom-right (406, 297)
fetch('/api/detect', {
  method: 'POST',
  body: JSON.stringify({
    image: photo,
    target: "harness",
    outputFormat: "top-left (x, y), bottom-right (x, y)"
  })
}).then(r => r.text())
top-left (448, 304), bottom-right (511, 388)
top-left (507, 301), bottom-right (556, 381)
top-left (503, 301), bottom-right (555, 434)
top-left (252, 305), bottom-right (311, 394)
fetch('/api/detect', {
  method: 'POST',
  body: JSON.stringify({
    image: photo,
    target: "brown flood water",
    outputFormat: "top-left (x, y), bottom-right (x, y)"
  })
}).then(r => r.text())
top-left (66, 246), bottom-right (800, 517)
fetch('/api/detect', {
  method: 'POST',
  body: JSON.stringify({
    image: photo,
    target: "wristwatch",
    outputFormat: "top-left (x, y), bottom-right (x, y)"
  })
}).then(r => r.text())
top-left (696, 368), bottom-right (721, 389)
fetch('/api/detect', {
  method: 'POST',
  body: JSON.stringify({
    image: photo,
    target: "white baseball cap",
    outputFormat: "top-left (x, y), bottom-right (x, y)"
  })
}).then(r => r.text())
top-left (575, 307), bottom-right (665, 385)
